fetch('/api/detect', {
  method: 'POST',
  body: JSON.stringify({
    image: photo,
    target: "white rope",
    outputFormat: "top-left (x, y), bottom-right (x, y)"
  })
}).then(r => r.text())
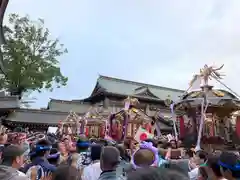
top-left (215, 78), bottom-right (240, 99)
top-left (170, 104), bottom-right (178, 141)
top-left (195, 98), bottom-right (209, 151)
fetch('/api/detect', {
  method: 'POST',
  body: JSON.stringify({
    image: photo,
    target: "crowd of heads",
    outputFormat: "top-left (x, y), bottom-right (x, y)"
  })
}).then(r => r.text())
top-left (0, 130), bottom-right (239, 180)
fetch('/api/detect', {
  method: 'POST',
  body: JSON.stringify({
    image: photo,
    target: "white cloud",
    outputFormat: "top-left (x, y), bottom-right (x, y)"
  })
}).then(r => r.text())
top-left (4, 0), bottom-right (240, 106)
top-left (137, 0), bottom-right (240, 94)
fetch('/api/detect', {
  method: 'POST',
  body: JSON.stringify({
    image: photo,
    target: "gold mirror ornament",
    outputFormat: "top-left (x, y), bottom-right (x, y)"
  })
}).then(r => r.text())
top-left (212, 90), bottom-right (224, 97)
top-left (190, 91), bottom-right (201, 98)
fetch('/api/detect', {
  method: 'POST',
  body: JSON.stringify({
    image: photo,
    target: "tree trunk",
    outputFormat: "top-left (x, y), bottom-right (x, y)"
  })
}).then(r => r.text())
top-left (9, 87), bottom-right (24, 99)
top-left (0, 0), bottom-right (9, 74)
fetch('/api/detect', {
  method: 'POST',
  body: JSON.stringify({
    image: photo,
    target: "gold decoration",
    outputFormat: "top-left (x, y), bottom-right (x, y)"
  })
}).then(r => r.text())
top-left (190, 91), bottom-right (201, 98)
top-left (212, 90), bottom-right (224, 97)
top-left (131, 108), bottom-right (138, 113)
top-left (164, 95), bottom-right (172, 106)
top-left (123, 97), bottom-right (139, 107)
top-left (189, 64), bottom-right (224, 86)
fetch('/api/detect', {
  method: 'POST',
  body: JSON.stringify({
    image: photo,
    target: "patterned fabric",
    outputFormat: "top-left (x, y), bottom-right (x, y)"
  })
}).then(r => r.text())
top-left (76, 151), bottom-right (92, 170)
top-left (23, 157), bottom-right (56, 179)
top-left (188, 167), bottom-right (199, 180)
top-left (82, 162), bottom-right (101, 180)
top-left (26, 165), bottom-right (44, 180)
top-left (98, 171), bottom-right (126, 180)
top-left (158, 155), bottom-right (168, 167)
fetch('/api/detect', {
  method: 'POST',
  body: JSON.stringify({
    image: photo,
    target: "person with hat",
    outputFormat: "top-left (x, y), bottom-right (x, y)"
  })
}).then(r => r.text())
top-left (0, 145), bottom-right (28, 180)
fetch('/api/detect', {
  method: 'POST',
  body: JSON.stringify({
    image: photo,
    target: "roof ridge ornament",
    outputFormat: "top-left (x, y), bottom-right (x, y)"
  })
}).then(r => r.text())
top-left (189, 64), bottom-right (224, 89)
top-left (123, 96), bottom-right (139, 108)
top-left (134, 87), bottom-right (160, 99)
top-left (164, 95), bottom-right (173, 107)
top-left (134, 85), bottom-right (148, 91)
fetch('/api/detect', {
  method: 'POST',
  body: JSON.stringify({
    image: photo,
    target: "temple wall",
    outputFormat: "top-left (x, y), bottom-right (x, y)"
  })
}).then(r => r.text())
top-left (48, 101), bottom-right (91, 113)
top-left (6, 110), bottom-right (81, 124)
top-left (0, 96), bottom-right (19, 109)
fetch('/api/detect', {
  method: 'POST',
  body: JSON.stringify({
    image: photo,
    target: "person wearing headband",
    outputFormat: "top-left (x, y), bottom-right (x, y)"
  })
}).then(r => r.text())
top-left (23, 139), bottom-right (56, 179)
top-left (219, 152), bottom-right (240, 180)
top-left (204, 155), bottom-right (227, 180)
top-left (76, 136), bottom-right (92, 171)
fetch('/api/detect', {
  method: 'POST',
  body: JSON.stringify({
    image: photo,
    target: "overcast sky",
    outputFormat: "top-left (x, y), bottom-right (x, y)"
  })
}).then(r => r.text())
top-left (6, 0), bottom-right (240, 108)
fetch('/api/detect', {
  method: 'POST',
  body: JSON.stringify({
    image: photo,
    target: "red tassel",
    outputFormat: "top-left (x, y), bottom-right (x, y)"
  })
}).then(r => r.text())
top-left (85, 127), bottom-right (89, 136)
top-left (178, 116), bottom-right (185, 138)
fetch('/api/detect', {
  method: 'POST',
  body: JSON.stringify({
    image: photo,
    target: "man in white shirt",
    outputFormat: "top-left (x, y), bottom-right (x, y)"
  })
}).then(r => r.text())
top-left (188, 150), bottom-right (207, 180)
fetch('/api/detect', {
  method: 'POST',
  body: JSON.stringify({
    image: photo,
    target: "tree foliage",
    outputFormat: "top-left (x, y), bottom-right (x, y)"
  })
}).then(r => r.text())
top-left (0, 13), bottom-right (68, 97)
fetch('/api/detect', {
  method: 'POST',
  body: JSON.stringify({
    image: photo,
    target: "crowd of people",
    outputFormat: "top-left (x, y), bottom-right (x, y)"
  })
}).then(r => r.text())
top-left (0, 129), bottom-right (239, 180)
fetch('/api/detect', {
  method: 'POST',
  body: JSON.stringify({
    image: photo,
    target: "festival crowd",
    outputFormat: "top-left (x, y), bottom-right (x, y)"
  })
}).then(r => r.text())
top-left (0, 129), bottom-right (239, 180)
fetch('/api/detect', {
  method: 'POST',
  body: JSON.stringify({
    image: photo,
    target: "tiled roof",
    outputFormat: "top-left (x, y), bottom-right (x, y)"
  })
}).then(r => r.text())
top-left (94, 75), bottom-right (184, 102)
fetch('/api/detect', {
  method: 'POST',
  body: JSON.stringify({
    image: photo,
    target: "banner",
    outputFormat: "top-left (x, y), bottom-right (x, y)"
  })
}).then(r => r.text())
top-left (134, 127), bottom-right (154, 143)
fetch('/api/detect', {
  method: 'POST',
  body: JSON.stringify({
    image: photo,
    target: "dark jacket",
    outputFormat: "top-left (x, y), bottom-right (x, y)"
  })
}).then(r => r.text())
top-left (117, 160), bottom-right (132, 175)
top-left (22, 156), bottom-right (56, 179)
top-left (0, 165), bottom-right (28, 180)
top-left (168, 159), bottom-right (190, 175)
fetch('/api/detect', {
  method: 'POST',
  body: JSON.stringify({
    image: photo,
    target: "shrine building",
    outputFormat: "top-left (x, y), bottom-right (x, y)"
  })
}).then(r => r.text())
top-left (0, 75), bottom-right (185, 132)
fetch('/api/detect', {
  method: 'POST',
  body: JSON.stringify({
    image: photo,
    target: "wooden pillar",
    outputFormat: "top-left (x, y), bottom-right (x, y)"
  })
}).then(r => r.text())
top-left (211, 115), bottom-right (215, 137)
top-left (236, 116), bottom-right (240, 138)
top-left (178, 116), bottom-right (185, 138)
top-left (131, 123), bottom-right (134, 137)
top-left (103, 98), bottom-right (110, 109)
top-left (98, 125), bottom-right (101, 137)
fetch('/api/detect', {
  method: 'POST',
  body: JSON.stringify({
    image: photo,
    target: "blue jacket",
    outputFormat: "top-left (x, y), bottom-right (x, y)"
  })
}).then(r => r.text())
top-left (23, 157), bottom-right (56, 178)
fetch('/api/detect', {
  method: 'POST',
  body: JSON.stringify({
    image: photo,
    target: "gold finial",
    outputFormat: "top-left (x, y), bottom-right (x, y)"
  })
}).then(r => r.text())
top-left (189, 64), bottom-right (224, 87)
top-left (164, 95), bottom-right (172, 106)
top-left (123, 96), bottom-right (139, 106)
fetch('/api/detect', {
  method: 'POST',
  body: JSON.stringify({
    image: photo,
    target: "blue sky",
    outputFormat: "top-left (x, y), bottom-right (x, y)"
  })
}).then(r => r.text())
top-left (6, 0), bottom-right (240, 108)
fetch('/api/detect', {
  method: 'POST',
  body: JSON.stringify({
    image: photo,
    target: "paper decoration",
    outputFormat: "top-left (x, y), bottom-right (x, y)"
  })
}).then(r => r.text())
top-left (166, 134), bottom-right (174, 142)
top-left (134, 127), bottom-right (154, 142)
top-left (124, 100), bottom-right (130, 110)
top-left (47, 127), bottom-right (58, 134)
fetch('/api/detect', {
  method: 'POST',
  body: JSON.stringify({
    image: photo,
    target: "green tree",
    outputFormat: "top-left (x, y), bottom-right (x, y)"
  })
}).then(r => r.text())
top-left (0, 13), bottom-right (68, 98)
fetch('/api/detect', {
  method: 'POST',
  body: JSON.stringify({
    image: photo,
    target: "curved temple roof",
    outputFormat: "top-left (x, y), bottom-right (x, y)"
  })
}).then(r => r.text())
top-left (91, 75), bottom-right (184, 102)
top-left (174, 86), bottom-right (240, 112)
